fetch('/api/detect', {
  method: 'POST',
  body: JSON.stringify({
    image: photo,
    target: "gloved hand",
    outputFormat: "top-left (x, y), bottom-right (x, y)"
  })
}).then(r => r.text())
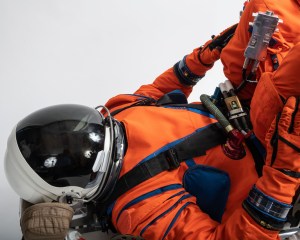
top-left (183, 23), bottom-right (238, 79)
top-left (256, 96), bottom-right (300, 204)
top-left (265, 96), bottom-right (300, 175)
top-left (20, 202), bottom-right (74, 240)
top-left (200, 23), bottom-right (238, 66)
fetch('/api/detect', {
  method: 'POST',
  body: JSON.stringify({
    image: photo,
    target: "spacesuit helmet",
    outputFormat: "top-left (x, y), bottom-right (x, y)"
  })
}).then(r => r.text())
top-left (4, 104), bottom-right (125, 204)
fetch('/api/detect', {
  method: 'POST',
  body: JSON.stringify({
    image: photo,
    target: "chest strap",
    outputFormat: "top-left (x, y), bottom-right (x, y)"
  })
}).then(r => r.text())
top-left (108, 122), bottom-right (226, 203)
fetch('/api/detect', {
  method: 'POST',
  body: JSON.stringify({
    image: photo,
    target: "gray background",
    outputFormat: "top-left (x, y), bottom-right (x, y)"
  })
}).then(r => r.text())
top-left (0, 0), bottom-right (241, 239)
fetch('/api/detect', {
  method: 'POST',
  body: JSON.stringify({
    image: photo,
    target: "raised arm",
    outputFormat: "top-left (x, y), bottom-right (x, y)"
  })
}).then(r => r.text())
top-left (105, 24), bottom-right (238, 112)
top-left (134, 24), bottom-right (238, 100)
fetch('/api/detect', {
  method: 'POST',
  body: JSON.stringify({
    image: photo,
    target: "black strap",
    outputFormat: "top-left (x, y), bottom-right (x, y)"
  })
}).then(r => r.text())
top-left (245, 136), bottom-right (265, 177)
top-left (277, 169), bottom-right (300, 178)
top-left (279, 135), bottom-right (300, 153)
top-left (110, 98), bottom-right (155, 116)
top-left (164, 103), bottom-right (208, 111)
top-left (108, 122), bottom-right (226, 203)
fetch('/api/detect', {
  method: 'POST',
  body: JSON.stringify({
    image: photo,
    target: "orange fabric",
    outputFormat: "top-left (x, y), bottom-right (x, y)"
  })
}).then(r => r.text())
top-left (250, 43), bottom-right (300, 145)
top-left (185, 45), bottom-right (220, 77)
top-left (272, 42), bottom-right (300, 99)
top-left (256, 166), bottom-right (299, 204)
top-left (250, 72), bottom-right (283, 145)
top-left (102, 27), bottom-right (300, 238)
top-left (266, 97), bottom-right (300, 172)
top-left (221, 0), bottom-right (300, 100)
top-left (255, 97), bottom-right (300, 203)
top-left (111, 104), bottom-right (268, 239)
top-left (135, 68), bottom-right (192, 101)
top-left (104, 67), bottom-right (285, 239)
top-left (170, 207), bottom-right (279, 240)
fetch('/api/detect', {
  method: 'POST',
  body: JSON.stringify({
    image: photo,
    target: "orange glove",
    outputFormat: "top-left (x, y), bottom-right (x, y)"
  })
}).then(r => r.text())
top-left (266, 96), bottom-right (300, 175)
top-left (174, 24), bottom-right (238, 86)
top-left (186, 24), bottom-right (238, 76)
top-left (201, 23), bottom-right (239, 64)
top-left (255, 96), bottom-right (300, 204)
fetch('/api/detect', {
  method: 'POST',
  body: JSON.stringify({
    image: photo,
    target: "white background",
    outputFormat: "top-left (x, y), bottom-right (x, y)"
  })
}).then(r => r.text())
top-left (0, 1), bottom-right (241, 239)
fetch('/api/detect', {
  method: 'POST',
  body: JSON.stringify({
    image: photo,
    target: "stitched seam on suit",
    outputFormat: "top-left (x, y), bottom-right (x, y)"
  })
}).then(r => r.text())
top-left (116, 184), bottom-right (183, 223)
top-left (140, 194), bottom-right (192, 237)
top-left (162, 202), bottom-right (192, 240)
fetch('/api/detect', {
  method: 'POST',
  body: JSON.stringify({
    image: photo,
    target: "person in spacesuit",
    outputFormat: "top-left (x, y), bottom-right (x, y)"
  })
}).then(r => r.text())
top-left (4, 0), bottom-right (300, 239)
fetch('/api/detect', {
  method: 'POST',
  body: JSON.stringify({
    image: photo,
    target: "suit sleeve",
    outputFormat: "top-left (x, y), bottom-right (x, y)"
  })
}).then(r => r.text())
top-left (104, 66), bottom-right (193, 113)
top-left (134, 37), bottom-right (223, 100)
top-left (133, 67), bottom-right (193, 100)
top-left (105, 44), bottom-right (215, 111)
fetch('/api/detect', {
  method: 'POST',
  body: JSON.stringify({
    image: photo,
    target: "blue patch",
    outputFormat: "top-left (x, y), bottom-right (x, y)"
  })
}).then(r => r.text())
top-left (183, 165), bottom-right (230, 222)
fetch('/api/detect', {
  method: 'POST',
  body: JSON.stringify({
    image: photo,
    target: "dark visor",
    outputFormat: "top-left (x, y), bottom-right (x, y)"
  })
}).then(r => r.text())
top-left (16, 104), bottom-right (105, 188)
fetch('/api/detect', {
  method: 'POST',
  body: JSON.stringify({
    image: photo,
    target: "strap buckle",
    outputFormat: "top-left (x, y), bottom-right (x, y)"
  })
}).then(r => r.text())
top-left (165, 148), bottom-right (180, 170)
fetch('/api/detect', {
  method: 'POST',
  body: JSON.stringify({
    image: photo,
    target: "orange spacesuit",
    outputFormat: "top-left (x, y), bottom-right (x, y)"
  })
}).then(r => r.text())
top-left (8, 2), bottom-right (300, 240)
top-left (103, 47), bottom-right (300, 240)
top-left (102, 3), bottom-right (300, 236)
